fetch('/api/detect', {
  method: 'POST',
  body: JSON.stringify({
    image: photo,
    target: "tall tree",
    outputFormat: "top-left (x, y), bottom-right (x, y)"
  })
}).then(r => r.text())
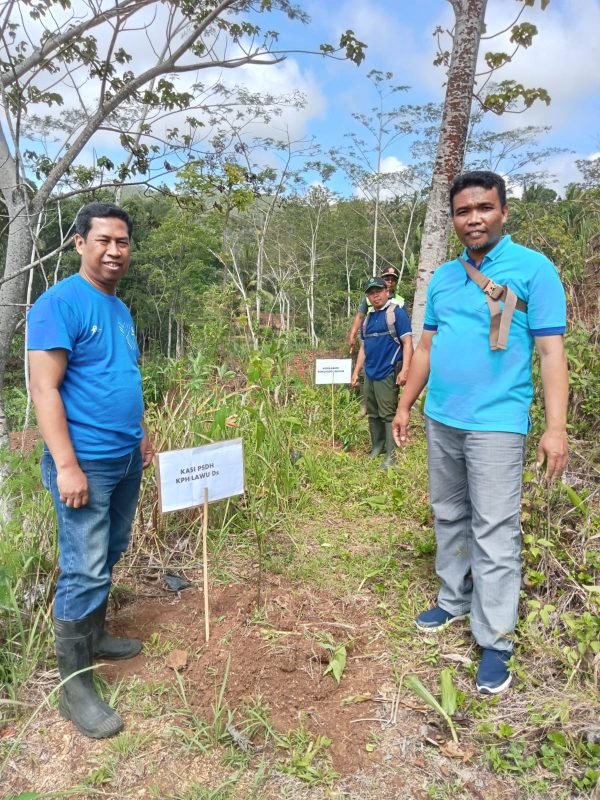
top-left (411, 0), bottom-right (487, 339)
top-left (330, 70), bottom-right (430, 275)
top-left (411, 0), bottom-right (550, 340)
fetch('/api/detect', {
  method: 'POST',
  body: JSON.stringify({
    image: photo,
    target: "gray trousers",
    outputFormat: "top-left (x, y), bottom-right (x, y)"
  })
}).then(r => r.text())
top-left (425, 416), bottom-right (526, 652)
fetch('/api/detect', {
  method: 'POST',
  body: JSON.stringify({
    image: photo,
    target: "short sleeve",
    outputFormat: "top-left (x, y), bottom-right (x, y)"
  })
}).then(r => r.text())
top-left (394, 306), bottom-right (412, 338)
top-left (27, 294), bottom-right (78, 352)
top-left (526, 259), bottom-right (567, 336)
top-left (357, 296), bottom-right (368, 314)
top-left (423, 277), bottom-right (438, 331)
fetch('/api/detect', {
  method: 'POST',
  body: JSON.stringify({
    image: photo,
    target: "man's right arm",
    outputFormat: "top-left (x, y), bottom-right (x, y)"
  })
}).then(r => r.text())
top-left (29, 349), bottom-right (89, 508)
top-left (348, 312), bottom-right (365, 350)
top-left (351, 343), bottom-right (365, 387)
top-left (392, 330), bottom-right (435, 445)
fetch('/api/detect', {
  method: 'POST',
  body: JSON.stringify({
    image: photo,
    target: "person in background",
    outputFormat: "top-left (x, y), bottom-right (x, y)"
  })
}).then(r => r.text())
top-left (351, 277), bottom-right (413, 468)
top-left (347, 265), bottom-right (404, 351)
top-left (27, 202), bottom-right (154, 738)
top-left (393, 170), bottom-right (568, 695)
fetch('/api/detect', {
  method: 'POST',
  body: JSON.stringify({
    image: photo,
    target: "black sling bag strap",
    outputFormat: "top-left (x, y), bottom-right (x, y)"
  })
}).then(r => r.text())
top-left (458, 257), bottom-right (528, 351)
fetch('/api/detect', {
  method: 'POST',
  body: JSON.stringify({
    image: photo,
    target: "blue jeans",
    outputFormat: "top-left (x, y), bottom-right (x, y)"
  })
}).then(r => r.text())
top-left (41, 447), bottom-right (143, 621)
top-left (425, 416), bottom-right (526, 652)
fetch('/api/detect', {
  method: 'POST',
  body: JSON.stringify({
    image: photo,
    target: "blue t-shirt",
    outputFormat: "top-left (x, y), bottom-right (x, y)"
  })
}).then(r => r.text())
top-left (423, 236), bottom-right (566, 434)
top-left (361, 302), bottom-right (412, 381)
top-left (27, 274), bottom-right (144, 459)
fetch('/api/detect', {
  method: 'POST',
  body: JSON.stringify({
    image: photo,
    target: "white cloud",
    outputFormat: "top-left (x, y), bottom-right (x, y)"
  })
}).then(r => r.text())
top-left (353, 154), bottom-right (412, 199)
top-left (481, 0), bottom-right (600, 133)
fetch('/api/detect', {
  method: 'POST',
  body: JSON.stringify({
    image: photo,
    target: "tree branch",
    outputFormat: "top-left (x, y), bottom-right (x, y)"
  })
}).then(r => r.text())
top-left (0, 0), bottom-right (156, 89)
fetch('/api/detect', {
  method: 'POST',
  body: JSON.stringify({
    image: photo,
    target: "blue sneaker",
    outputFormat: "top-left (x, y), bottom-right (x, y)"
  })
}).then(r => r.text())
top-left (414, 606), bottom-right (468, 631)
top-left (476, 648), bottom-right (512, 695)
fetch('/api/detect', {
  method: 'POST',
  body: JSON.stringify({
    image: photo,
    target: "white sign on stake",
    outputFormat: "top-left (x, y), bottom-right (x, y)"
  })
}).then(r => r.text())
top-left (315, 358), bottom-right (352, 385)
top-left (156, 438), bottom-right (245, 513)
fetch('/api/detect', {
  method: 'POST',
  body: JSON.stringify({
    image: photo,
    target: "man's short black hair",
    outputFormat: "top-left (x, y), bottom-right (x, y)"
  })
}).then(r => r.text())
top-left (74, 202), bottom-right (133, 240)
top-left (449, 170), bottom-right (507, 211)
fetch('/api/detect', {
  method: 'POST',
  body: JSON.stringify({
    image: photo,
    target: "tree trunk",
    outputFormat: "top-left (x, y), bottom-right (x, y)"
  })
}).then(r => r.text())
top-left (0, 196), bottom-right (37, 447)
top-left (167, 308), bottom-right (173, 358)
top-left (411, 0), bottom-right (487, 341)
top-left (345, 242), bottom-right (352, 317)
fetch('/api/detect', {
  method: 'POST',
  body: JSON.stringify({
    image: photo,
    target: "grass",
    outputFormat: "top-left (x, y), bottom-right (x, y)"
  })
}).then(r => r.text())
top-left (1, 347), bottom-right (599, 799)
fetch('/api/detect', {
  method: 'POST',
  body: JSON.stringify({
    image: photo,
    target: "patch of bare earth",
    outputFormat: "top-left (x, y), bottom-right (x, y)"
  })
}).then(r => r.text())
top-left (8, 427), bottom-right (40, 455)
top-left (3, 574), bottom-right (517, 799)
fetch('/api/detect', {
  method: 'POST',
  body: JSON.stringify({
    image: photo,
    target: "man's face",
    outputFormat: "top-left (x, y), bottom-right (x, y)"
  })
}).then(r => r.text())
top-left (75, 216), bottom-right (131, 294)
top-left (382, 275), bottom-right (398, 296)
top-left (366, 286), bottom-right (388, 310)
top-left (451, 185), bottom-right (508, 259)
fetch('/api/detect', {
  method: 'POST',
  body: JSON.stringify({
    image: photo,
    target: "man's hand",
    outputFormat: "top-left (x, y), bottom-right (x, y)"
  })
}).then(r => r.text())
top-left (351, 371), bottom-right (360, 388)
top-left (57, 464), bottom-right (89, 508)
top-left (392, 407), bottom-right (411, 446)
top-left (140, 431), bottom-right (155, 469)
top-left (396, 367), bottom-right (409, 386)
top-left (536, 429), bottom-right (568, 481)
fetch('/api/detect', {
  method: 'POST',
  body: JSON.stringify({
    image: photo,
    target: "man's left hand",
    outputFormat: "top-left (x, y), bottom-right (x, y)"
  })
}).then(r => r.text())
top-left (536, 429), bottom-right (568, 481)
top-left (140, 431), bottom-right (155, 469)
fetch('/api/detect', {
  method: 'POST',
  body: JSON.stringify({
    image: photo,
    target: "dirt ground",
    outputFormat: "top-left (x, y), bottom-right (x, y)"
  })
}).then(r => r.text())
top-left (8, 428), bottom-right (40, 455)
top-left (2, 572), bottom-right (518, 800)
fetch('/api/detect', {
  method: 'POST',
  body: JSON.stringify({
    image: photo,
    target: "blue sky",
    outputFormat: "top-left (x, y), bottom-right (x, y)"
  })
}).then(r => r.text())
top-left (232, 0), bottom-right (600, 195)
top-left (12, 0), bottom-right (599, 198)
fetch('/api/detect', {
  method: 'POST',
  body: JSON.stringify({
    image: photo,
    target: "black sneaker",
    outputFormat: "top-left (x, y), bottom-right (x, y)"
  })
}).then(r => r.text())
top-left (476, 648), bottom-right (512, 694)
top-left (414, 606), bottom-right (468, 631)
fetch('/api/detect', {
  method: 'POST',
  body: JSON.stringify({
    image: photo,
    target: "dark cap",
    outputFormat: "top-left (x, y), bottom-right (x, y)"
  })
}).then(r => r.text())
top-left (364, 276), bottom-right (387, 292)
top-left (381, 266), bottom-right (400, 279)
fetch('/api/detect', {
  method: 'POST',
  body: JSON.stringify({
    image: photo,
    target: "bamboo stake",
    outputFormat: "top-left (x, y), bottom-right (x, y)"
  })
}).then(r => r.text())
top-left (202, 487), bottom-right (210, 642)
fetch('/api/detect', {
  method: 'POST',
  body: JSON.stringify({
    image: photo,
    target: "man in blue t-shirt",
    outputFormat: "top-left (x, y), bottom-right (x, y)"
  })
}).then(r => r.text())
top-left (347, 265), bottom-right (405, 351)
top-left (28, 202), bottom-right (154, 739)
top-left (392, 171), bottom-right (568, 695)
top-left (351, 277), bottom-right (413, 468)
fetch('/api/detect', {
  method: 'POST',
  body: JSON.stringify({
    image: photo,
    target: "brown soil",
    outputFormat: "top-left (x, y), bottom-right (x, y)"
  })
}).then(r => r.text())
top-left (2, 573), bottom-right (517, 800)
top-left (103, 576), bottom-right (389, 773)
top-left (286, 349), bottom-right (355, 384)
top-left (8, 427), bottom-right (40, 455)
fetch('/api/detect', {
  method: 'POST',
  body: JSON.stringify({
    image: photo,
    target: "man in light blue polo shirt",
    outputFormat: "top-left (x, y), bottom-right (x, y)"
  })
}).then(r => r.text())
top-left (393, 171), bottom-right (568, 694)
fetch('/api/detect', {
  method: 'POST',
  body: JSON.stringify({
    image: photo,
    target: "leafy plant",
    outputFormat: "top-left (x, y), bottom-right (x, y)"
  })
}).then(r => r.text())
top-left (277, 725), bottom-right (338, 786)
top-left (316, 632), bottom-right (349, 684)
top-left (404, 672), bottom-right (459, 743)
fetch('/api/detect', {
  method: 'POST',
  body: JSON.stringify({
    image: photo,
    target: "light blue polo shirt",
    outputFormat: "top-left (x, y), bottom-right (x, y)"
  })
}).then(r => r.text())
top-left (423, 236), bottom-right (566, 434)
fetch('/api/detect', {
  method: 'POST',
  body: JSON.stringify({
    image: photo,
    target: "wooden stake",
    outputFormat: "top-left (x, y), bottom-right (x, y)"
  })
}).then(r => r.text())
top-left (331, 379), bottom-right (335, 448)
top-left (202, 486), bottom-right (210, 642)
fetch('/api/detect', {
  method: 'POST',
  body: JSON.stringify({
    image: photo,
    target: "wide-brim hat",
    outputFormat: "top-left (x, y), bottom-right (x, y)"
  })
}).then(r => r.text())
top-left (381, 266), bottom-right (400, 279)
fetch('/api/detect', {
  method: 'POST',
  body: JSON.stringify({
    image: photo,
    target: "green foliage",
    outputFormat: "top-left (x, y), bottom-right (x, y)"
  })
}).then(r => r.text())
top-left (316, 632), bottom-right (348, 684)
top-left (404, 673), bottom-right (459, 743)
top-left (276, 725), bottom-right (338, 786)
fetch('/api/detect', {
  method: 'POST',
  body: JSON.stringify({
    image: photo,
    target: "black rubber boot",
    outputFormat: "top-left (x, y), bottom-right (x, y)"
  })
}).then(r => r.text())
top-left (367, 418), bottom-right (386, 458)
top-left (381, 422), bottom-right (397, 469)
top-left (90, 599), bottom-right (141, 660)
top-left (54, 615), bottom-right (124, 739)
